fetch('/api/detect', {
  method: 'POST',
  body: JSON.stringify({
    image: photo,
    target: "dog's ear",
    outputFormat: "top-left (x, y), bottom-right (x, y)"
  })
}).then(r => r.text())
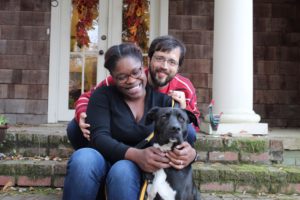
top-left (184, 109), bottom-right (198, 127)
top-left (145, 107), bottom-right (160, 125)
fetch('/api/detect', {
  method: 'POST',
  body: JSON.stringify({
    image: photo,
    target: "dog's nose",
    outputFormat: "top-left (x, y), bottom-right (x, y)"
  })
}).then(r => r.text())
top-left (170, 125), bottom-right (181, 132)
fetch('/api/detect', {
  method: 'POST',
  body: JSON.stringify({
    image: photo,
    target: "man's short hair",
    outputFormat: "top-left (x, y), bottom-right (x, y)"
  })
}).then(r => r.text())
top-left (148, 35), bottom-right (186, 67)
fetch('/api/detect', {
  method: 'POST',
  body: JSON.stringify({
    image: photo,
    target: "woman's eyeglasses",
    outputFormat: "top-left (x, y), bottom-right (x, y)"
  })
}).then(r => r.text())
top-left (114, 67), bottom-right (143, 84)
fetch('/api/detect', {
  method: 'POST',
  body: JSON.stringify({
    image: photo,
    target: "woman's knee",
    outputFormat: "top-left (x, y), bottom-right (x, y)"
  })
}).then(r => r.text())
top-left (107, 160), bottom-right (141, 183)
top-left (67, 148), bottom-right (107, 176)
top-left (63, 148), bottom-right (107, 200)
top-left (106, 160), bottom-right (141, 200)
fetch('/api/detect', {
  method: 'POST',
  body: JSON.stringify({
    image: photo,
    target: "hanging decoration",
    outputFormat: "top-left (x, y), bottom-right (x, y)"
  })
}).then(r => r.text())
top-left (51, 0), bottom-right (59, 7)
top-left (122, 0), bottom-right (150, 53)
top-left (72, 0), bottom-right (99, 48)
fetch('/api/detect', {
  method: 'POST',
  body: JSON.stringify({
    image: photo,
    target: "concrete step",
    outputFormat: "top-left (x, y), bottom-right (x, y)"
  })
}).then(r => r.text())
top-left (0, 160), bottom-right (300, 195)
top-left (268, 128), bottom-right (300, 150)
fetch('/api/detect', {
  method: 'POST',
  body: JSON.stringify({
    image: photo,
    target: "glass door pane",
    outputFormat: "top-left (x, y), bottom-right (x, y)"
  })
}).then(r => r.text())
top-left (69, 0), bottom-right (99, 109)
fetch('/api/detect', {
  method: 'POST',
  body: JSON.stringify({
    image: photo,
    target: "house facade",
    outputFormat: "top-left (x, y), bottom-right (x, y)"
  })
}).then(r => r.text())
top-left (0, 0), bottom-right (299, 129)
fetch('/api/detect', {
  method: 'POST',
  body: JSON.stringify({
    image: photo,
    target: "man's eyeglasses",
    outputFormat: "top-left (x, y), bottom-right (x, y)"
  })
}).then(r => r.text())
top-left (152, 55), bottom-right (179, 67)
top-left (114, 67), bottom-right (143, 84)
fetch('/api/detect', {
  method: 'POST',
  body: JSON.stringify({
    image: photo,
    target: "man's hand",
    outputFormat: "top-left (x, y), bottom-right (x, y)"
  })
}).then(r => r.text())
top-left (166, 142), bottom-right (196, 170)
top-left (79, 112), bottom-right (91, 141)
top-left (168, 90), bottom-right (186, 109)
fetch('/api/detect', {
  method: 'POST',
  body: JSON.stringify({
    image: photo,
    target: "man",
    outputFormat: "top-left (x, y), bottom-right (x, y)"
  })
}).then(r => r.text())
top-left (67, 35), bottom-right (200, 149)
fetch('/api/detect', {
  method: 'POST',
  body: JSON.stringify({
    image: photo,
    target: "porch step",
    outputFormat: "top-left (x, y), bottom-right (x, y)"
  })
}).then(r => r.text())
top-left (1, 124), bottom-right (300, 194)
top-left (1, 124), bottom-right (73, 159)
top-left (1, 191), bottom-right (300, 200)
top-left (1, 124), bottom-right (295, 165)
top-left (0, 160), bottom-right (300, 195)
top-left (0, 160), bottom-right (66, 188)
top-left (195, 133), bottom-right (283, 165)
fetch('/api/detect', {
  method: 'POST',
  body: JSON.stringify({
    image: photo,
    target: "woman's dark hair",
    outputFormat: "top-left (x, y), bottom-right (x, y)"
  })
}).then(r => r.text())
top-left (104, 43), bottom-right (143, 73)
top-left (148, 35), bottom-right (186, 67)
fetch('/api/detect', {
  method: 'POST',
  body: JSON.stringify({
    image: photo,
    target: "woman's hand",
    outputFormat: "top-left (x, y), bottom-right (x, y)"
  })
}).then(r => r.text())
top-left (166, 142), bottom-right (196, 170)
top-left (126, 147), bottom-right (170, 173)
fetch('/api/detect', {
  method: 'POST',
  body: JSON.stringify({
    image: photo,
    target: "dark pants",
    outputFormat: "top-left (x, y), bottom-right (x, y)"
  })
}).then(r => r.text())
top-left (66, 118), bottom-right (90, 150)
top-left (66, 118), bottom-right (197, 150)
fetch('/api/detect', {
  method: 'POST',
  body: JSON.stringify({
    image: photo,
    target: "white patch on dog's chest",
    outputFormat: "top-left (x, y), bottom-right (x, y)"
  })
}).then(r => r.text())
top-left (147, 169), bottom-right (176, 200)
top-left (147, 141), bottom-right (177, 200)
top-left (153, 139), bottom-right (176, 152)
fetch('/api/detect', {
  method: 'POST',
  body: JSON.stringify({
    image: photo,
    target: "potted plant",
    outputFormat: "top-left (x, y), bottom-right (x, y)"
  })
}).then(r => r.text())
top-left (0, 115), bottom-right (8, 143)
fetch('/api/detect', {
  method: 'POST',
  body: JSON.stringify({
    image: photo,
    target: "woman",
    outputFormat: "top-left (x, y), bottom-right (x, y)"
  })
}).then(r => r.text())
top-left (63, 43), bottom-right (197, 200)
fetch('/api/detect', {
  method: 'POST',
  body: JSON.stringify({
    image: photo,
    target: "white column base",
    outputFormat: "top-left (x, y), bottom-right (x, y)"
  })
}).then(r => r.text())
top-left (200, 122), bottom-right (268, 136)
top-left (205, 113), bottom-right (261, 123)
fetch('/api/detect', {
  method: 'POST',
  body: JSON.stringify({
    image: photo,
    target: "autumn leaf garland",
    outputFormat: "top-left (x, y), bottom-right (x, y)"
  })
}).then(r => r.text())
top-left (122, 0), bottom-right (150, 53)
top-left (72, 0), bottom-right (149, 51)
top-left (72, 0), bottom-right (99, 48)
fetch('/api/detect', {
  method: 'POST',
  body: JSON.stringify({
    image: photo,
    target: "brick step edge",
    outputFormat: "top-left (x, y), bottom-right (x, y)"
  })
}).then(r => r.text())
top-left (0, 161), bottom-right (300, 194)
top-left (0, 160), bottom-right (67, 188)
top-left (195, 136), bottom-right (284, 164)
top-left (193, 162), bottom-right (300, 194)
top-left (1, 132), bottom-right (284, 164)
top-left (0, 133), bottom-right (74, 158)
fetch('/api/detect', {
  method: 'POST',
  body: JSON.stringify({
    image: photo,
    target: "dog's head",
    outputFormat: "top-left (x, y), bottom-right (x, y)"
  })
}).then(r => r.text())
top-left (146, 107), bottom-right (198, 147)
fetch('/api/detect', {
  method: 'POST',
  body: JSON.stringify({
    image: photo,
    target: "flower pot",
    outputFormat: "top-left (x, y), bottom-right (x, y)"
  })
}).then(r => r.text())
top-left (0, 125), bottom-right (8, 143)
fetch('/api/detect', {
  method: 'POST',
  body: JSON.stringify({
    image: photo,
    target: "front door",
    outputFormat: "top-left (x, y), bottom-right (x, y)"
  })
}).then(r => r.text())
top-left (48, 0), bottom-right (169, 122)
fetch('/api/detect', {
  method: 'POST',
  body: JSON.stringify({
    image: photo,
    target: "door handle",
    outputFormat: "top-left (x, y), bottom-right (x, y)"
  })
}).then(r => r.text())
top-left (99, 50), bottom-right (104, 55)
top-left (101, 35), bottom-right (107, 40)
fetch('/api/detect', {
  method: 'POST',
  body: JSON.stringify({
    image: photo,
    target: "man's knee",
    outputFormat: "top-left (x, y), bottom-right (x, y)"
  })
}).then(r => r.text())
top-left (66, 118), bottom-right (89, 150)
top-left (66, 119), bottom-right (80, 137)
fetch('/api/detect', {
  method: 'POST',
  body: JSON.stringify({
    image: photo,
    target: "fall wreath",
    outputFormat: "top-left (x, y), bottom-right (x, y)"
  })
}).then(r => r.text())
top-left (72, 0), bottom-right (99, 48)
top-left (72, 0), bottom-right (149, 51)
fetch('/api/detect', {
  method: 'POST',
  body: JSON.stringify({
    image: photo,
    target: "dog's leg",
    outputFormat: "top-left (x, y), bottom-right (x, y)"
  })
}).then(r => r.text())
top-left (149, 169), bottom-right (176, 200)
top-left (147, 182), bottom-right (157, 200)
top-left (193, 185), bottom-right (201, 200)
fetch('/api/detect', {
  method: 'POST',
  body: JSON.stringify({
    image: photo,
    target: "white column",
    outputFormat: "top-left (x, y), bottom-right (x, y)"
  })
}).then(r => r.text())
top-left (201, 0), bottom-right (268, 135)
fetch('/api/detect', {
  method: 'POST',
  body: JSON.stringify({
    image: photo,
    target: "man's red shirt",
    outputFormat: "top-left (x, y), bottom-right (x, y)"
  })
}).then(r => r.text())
top-left (74, 69), bottom-right (200, 130)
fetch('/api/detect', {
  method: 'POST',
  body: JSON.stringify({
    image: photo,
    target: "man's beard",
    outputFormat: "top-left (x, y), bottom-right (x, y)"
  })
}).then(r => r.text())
top-left (149, 67), bottom-right (174, 88)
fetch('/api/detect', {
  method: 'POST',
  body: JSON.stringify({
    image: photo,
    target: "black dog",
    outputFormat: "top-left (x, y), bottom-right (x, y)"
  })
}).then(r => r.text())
top-left (145, 107), bottom-right (201, 200)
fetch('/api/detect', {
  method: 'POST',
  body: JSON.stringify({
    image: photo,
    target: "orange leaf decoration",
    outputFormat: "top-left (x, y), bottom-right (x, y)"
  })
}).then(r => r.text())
top-left (2, 180), bottom-right (14, 191)
top-left (72, 0), bottom-right (99, 48)
top-left (122, 0), bottom-right (149, 53)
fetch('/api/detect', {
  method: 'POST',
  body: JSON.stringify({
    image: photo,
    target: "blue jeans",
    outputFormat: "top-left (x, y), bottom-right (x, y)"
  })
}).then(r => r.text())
top-left (63, 148), bottom-right (142, 200)
top-left (66, 118), bottom-right (197, 150)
